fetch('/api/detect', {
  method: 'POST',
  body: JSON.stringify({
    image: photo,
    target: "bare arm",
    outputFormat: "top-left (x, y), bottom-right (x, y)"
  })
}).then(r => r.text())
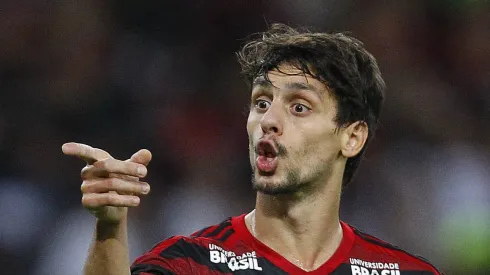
top-left (85, 217), bottom-right (131, 275)
top-left (62, 142), bottom-right (152, 275)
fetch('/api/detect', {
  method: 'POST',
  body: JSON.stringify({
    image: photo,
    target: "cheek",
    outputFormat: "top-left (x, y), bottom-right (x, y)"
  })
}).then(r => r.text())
top-left (298, 124), bottom-right (339, 157)
top-left (315, 132), bottom-right (341, 160)
top-left (247, 113), bottom-right (260, 137)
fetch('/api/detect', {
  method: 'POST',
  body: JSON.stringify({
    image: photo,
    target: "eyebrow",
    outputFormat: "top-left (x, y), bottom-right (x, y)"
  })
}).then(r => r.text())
top-left (252, 77), bottom-right (322, 95)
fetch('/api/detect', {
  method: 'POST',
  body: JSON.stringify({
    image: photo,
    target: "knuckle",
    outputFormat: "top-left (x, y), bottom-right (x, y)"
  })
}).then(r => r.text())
top-left (124, 162), bottom-right (138, 176)
top-left (93, 159), bottom-right (108, 170)
top-left (80, 166), bottom-right (91, 180)
top-left (81, 195), bottom-right (93, 206)
top-left (80, 180), bottom-right (100, 193)
top-left (99, 194), bottom-right (110, 205)
top-left (105, 178), bottom-right (120, 190)
top-left (107, 193), bottom-right (119, 204)
top-left (80, 182), bottom-right (90, 193)
top-left (127, 163), bottom-right (138, 174)
top-left (104, 178), bottom-right (115, 189)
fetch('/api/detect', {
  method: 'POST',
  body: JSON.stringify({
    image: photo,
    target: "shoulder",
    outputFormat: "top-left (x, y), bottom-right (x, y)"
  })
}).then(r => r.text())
top-left (345, 222), bottom-right (444, 275)
top-left (143, 216), bottom-right (236, 257)
top-left (131, 216), bottom-right (241, 275)
top-left (189, 216), bottom-right (235, 242)
top-left (130, 235), bottom-right (200, 275)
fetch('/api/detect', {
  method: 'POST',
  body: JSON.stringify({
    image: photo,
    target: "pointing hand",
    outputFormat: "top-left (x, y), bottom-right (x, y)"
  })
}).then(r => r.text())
top-left (62, 142), bottom-right (152, 223)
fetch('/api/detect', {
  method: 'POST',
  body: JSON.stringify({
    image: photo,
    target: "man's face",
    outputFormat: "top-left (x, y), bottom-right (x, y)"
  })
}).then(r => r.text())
top-left (247, 65), bottom-right (343, 195)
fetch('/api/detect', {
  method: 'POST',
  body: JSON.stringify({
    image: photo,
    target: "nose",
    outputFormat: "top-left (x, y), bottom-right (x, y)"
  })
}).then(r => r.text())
top-left (260, 103), bottom-right (283, 136)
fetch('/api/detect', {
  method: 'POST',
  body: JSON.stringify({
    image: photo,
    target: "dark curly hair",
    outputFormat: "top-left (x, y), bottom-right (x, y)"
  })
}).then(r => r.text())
top-left (237, 23), bottom-right (385, 187)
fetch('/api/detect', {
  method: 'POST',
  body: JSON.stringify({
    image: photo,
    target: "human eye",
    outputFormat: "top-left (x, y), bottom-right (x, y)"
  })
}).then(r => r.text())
top-left (254, 99), bottom-right (271, 112)
top-left (290, 103), bottom-right (312, 115)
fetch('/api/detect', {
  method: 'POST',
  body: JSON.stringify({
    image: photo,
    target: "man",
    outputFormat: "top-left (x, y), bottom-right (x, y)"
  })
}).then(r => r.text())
top-left (63, 24), bottom-right (442, 274)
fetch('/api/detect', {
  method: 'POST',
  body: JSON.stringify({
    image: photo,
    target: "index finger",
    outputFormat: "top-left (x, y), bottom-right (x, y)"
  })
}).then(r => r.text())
top-left (62, 142), bottom-right (112, 164)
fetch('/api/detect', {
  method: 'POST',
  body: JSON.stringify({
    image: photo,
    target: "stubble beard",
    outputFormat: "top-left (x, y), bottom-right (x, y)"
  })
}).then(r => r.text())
top-left (249, 143), bottom-right (328, 196)
top-left (249, 139), bottom-right (303, 195)
top-left (251, 166), bottom-right (306, 195)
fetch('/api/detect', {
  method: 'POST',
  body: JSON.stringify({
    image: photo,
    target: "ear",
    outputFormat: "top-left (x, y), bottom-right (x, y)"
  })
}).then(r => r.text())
top-left (339, 121), bottom-right (368, 158)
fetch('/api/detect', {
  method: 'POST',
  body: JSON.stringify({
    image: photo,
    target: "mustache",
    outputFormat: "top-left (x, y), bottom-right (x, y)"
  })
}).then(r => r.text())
top-left (251, 139), bottom-right (288, 157)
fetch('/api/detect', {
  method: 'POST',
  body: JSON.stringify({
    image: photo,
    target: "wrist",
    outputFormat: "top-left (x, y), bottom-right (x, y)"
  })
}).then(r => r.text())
top-left (95, 216), bottom-right (127, 241)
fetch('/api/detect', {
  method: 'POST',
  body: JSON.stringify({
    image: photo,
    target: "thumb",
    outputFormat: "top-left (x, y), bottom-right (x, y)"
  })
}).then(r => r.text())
top-left (129, 149), bottom-right (152, 166)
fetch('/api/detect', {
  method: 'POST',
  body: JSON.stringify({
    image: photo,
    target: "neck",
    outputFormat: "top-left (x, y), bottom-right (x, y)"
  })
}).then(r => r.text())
top-left (246, 177), bottom-right (343, 271)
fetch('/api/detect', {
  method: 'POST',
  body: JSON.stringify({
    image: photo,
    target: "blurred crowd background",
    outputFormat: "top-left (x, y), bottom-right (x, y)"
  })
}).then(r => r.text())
top-left (1, 0), bottom-right (489, 274)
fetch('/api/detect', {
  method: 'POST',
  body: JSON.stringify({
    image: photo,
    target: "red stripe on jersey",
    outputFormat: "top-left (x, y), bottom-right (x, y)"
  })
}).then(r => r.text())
top-left (132, 253), bottom-right (190, 274)
top-left (186, 257), bottom-right (233, 275)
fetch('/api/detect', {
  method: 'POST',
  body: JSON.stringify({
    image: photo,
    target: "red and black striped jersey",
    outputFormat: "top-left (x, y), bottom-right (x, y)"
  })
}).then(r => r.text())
top-left (131, 214), bottom-right (442, 275)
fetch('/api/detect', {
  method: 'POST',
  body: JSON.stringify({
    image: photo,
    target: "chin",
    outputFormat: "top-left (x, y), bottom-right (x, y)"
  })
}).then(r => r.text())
top-left (253, 182), bottom-right (301, 195)
top-left (252, 172), bottom-right (301, 195)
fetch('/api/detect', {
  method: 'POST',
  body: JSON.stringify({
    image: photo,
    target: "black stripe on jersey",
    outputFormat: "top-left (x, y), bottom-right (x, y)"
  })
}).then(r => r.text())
top-left (158, 240), bottom-right (187, 259)
top-left (131, 263), bottom-right (177, 275)
top-left (217, 228), bottom-right (235, 242)
top-left (352, 228), bottom-right (443, 274)
top-left (159, 239), bottom-right (223, 272)
top-left (192, 226), bottom-right (213, 237)
top-left (202, 218), bottom-right (232, 238)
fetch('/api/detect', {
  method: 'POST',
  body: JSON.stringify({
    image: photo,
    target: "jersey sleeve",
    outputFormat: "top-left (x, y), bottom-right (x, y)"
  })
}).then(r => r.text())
top-left (131, 236), bottom-right (193, 275)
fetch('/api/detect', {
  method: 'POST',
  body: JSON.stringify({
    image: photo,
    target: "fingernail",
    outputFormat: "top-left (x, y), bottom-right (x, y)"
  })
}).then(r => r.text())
top-left (137, 166), bottom-right (146, 177)
top-left (142, 185), bottom-right (150, 193)
top-left (132, 197), bottom-right (140, 205)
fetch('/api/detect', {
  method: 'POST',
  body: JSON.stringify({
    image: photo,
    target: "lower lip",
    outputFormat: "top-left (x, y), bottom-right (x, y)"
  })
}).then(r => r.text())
top-left (256, 156), bottom-right (278, 173)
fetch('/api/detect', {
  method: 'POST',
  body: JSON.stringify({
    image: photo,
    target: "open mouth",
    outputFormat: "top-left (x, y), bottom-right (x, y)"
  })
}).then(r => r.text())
top-left (257, 140), bottom-right (278, 158)
top-left (255, 139), bottom-right (279, 173)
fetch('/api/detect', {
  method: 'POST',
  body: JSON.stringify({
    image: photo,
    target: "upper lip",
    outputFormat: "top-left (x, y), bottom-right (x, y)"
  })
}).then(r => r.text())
top-left (256, 139), bottom-right (278, 157)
